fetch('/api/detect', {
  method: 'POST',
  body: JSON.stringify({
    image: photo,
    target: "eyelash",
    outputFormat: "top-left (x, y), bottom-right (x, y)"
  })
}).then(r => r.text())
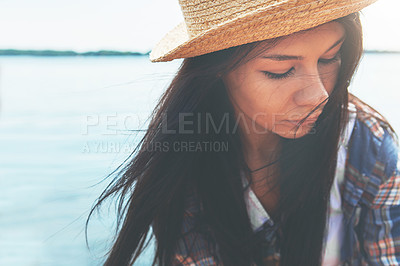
top-left (263, 67), bottom-right (295, 80)
top-left (262, 53), bottom-right (341, 80)
top-left (318, 53), bottom-right (341, 65)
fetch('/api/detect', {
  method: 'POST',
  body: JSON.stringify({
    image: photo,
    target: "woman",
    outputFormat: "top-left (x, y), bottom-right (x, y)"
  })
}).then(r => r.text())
top-left (89, 0), bottom-right (400, 265)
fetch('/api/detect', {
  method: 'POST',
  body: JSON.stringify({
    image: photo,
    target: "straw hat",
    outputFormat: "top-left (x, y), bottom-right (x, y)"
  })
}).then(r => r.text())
top-left (150, 0), bottom-right (377, 62)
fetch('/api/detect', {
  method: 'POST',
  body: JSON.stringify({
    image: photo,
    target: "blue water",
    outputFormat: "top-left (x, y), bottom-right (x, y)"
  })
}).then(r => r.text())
top-left (0, 54), bottom-right (399, 266)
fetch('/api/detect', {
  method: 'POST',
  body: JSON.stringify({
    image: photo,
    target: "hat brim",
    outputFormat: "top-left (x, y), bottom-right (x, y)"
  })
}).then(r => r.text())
top-left (150, 0), bottom-right (376, 62)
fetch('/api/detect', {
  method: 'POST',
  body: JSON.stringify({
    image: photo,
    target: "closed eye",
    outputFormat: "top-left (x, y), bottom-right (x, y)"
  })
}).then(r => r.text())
top-left (319, 52), bottom-right (341, 65)
top-left (262, 67), bottom-right (295, 80)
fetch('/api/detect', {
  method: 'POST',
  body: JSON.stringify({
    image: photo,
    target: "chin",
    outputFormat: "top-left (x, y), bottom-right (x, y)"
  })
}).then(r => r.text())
top-left (273, 124), bottom-right (316, 139)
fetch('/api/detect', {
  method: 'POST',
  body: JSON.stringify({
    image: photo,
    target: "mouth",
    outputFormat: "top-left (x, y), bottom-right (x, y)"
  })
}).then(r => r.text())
top-left (284, 114), bottom-right (321, 126)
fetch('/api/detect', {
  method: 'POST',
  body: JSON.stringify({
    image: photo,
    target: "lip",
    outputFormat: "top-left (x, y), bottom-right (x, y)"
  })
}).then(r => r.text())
top-left (284, 115), bottom-right (320, 125)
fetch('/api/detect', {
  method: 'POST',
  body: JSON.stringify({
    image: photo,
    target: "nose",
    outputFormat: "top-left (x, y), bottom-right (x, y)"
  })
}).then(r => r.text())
top-left (293, 72), bottom-right (329, 107)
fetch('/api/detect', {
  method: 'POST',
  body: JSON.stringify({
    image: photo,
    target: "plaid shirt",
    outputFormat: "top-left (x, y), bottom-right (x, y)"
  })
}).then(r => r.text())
top-left (173, 95), bottom-right (400, 265)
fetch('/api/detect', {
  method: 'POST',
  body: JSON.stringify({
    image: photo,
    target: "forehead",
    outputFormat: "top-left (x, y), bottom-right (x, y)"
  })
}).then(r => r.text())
top-left (256, 21), bottom-right (345, 54)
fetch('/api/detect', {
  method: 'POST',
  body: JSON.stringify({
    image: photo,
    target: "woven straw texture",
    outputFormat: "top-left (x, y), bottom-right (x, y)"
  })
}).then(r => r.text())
top-left (150, 0), bottom-right (377, 62)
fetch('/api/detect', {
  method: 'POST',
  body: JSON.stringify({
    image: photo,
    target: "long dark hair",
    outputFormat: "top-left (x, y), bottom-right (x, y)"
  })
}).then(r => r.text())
top-left (87, 12), bottom-right (363, 266)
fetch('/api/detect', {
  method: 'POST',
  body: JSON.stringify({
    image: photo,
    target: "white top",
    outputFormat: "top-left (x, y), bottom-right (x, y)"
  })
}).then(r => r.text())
top-left (242, 108), bottom-right (356, 265)
top-left (322, 110), bottom-right (356, 265)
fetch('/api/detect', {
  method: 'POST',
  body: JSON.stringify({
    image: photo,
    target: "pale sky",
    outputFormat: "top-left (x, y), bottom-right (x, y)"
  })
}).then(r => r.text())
top-left (0, 0), bottom-right (399, 53)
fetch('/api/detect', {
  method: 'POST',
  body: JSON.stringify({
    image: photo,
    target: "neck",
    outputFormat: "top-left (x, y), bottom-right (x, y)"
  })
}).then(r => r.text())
top-left (237, 114), bottom-right (281, 172)
top-left (240, 119), bottom-right (281, 217)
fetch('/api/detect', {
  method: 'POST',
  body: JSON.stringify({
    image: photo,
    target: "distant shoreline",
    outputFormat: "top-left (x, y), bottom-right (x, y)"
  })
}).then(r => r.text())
top-left (0, 49), bottom-right (150, 57)
top-left (363, 50), bottom-right (400, 54)
top-left (0, 49), bottom-right (398, 57)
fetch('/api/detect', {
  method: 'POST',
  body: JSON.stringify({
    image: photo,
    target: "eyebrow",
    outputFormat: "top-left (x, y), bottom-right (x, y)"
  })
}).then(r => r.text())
top-left (261, 35), bottom-right (346, 61)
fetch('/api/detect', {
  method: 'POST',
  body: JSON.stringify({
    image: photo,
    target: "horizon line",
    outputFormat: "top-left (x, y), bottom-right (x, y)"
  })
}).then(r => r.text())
top-left (0, 49), bottom-right (151, 56)
top-left (0, 48), bottom-right (399, 57)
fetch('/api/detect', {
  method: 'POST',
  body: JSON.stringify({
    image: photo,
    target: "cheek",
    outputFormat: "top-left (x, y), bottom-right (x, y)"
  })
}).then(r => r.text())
top-left (226, 74), bottom-right (271, 111)
top-left (246, 84), bottom-right (287, 119)
top-left (320, 61), bottom-right (341, 94)
top-left (243, 87), bottom-right (293, 132)
top-left (226, 81), bottom-right (285, 129)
